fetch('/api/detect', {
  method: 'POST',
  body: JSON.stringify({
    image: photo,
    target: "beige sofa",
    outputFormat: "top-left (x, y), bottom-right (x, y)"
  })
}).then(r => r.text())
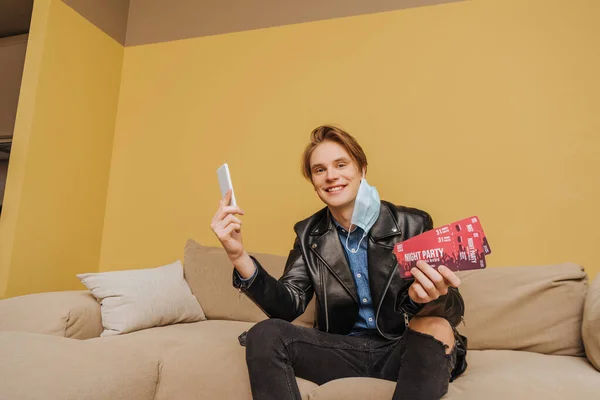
top-left (1, 240), bottom-right (599, 400)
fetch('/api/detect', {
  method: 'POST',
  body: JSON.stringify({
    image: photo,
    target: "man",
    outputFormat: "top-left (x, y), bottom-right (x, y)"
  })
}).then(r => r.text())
top-left (211, 125), bottom-right (467, 400)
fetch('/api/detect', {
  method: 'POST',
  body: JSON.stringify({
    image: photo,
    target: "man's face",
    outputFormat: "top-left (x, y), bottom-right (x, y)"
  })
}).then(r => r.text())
top-left (309, 141), bottom-right (363, 211)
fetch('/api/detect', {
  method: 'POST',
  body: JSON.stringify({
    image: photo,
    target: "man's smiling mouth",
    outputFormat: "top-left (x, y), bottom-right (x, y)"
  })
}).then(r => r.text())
top-left (325, 185), bottom-right (346, 193)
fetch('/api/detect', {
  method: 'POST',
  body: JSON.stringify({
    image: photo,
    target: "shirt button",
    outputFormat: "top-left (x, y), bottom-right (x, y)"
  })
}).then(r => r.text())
top-left (356, 273), bottom-right (361, 278)
top-left (362, 298), bottom-right (368, 303)
top-left (351, 248), bottom-right (356, 252)
top-left (368, 317), bottom-right (373, 322)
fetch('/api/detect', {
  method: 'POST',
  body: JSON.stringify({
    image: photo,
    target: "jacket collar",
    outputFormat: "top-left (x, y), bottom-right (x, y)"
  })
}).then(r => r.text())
top-left (369, 201), bottom-right (403, 242)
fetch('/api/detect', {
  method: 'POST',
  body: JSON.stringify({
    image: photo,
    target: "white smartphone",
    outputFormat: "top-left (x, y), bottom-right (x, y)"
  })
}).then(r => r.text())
top-left (217, 163), bottom-right (237, 206)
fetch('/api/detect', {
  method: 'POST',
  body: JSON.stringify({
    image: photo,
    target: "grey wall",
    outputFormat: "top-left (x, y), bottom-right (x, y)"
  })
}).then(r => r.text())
top-left (0, 160), bottom-right (8, 207)
top-left (0, 34), bottom-right (27, 138)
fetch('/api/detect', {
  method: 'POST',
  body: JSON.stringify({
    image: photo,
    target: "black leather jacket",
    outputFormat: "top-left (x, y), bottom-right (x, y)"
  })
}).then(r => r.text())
top-left (233, 201), bottom-right (467, 376)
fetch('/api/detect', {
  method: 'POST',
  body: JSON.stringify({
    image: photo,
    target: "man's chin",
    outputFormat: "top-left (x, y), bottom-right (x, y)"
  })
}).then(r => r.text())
top-left (321, 196), bottom-right (352, 210)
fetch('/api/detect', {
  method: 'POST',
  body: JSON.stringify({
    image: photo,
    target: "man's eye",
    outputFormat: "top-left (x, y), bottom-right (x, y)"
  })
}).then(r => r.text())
top-left (337, 163), bottom-right (346, 168)
top-left (315, 168), bottom-right (324, 174)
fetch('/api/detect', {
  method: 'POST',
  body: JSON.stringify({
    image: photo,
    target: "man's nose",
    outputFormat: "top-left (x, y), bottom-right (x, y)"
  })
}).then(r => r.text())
top-left (326, 168), bottom-right (339, 181)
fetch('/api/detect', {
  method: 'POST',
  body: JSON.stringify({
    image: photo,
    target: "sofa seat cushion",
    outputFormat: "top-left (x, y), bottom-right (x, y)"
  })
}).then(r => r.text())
top-left (155, 328), bottom-right (318, 400)
top-left (0, 331), bottom-right (159, 400)
top-left (94, 319), bottom-right (255, 357)
top-left (98, 320), bottom-right (317, 399)
top-left (306, 350), bottom-right (600, 399)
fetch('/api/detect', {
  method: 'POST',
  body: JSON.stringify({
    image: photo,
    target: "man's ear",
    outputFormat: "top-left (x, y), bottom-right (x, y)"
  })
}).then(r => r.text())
top-left (362, 167), bottom-right (367, 179)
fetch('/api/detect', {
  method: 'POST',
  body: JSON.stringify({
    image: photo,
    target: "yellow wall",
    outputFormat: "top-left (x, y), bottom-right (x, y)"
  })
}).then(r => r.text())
top-left (0, 0), bottom-right (123, 298)
top-left (100, 0), bottom-right (600, 279)
top-left (2, 0), bottom-right (598, 298)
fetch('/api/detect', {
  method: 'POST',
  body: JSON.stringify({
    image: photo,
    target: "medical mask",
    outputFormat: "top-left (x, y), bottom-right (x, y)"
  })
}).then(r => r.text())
top-left (346, 178), bottom-right (380, 253)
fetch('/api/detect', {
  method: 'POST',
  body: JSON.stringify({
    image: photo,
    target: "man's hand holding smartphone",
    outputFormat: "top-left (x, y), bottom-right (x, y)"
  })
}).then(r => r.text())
top-left (211, 189), bottom-right (245, 258)
top-left (210, 165), bottom-right (256, 279)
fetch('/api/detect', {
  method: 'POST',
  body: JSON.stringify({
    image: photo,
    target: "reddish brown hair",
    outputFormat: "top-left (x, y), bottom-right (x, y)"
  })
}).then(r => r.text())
top-left (301, 125), bottom-right (368, 180)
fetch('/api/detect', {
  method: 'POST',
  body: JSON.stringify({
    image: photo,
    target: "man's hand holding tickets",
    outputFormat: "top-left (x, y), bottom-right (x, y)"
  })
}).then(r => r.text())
top-left (408, 261), bottom-right (462, 304)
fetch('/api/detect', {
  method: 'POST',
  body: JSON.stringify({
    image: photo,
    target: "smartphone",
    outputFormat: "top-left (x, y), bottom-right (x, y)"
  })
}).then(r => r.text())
top-left (217, 163), bottom-right (237, 206)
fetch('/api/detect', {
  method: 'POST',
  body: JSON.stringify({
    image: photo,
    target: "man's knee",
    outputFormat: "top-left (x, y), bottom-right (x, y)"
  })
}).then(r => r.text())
top-left (408, 316), bottom-right (454, 352)
top-left (246, 318), bottom-right (290, 353)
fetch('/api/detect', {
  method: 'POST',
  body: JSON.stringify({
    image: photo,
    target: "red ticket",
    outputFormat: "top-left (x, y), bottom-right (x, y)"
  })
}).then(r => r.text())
top-left (394, 216), bottom-right (489, 279)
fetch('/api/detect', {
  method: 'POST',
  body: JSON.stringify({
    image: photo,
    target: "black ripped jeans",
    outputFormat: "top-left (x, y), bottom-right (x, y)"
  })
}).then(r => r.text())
top-left (245, 319), bottom-right (459, 400)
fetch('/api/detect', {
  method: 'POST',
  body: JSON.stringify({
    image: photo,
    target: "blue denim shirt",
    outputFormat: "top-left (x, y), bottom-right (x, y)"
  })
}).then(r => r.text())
top-left (332, 221), bottom-right (377, 334)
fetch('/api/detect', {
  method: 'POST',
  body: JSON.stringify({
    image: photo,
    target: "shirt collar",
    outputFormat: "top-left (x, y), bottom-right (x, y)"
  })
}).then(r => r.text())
top-left (332, 218), bottom-right (364, 236)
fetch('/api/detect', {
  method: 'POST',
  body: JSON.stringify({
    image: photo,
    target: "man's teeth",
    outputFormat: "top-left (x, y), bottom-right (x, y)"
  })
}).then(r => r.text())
top-left (327, 186), bottom-right (343, 192)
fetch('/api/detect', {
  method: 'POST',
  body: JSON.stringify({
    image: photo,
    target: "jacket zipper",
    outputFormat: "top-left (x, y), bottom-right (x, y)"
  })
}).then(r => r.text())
top-left (321, 264), bottom-right (330, 332)
top-left (310, 245), bottom-right (332, 333)
top-left (375, 263), bottom-right (405, 340)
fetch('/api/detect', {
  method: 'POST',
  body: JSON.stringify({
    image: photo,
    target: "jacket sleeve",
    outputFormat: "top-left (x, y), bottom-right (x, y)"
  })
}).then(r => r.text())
top-left (232, 237), bottom-right (314, 322)
top-left (397, 211), bottom-right (466, 327)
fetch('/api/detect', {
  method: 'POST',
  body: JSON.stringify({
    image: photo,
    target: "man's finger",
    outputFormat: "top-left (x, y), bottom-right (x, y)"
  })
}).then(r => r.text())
top-left (214, 204), bottom-right (245, 226)
top-left (217, 189), bottom-right (231, 209)
top-left (222, 205), bottom-right (245, 216)
top-left (223, 223), bottom-right (242, 237)
top-left (438, 265), bottom-right (461, 288)
top-left (223, 214), bottom-right (242, 226)
top-left (411, 282), bottom-right (429, 302)
top-left (410, 267), bottom-right (439, 298)
top-left (416, 261), bottom-right (447, 291)
top-left (215, 215), bottom-right (242, 234)
top-left (217, 190), bottom-right (233, 213)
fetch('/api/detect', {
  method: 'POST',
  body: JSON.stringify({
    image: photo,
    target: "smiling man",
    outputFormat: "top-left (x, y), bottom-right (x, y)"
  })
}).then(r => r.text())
top-left (211, 125), bottom-right (467, 400)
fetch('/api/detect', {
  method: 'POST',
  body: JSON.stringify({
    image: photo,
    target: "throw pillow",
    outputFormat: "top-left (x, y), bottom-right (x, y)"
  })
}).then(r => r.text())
top-left (77, 260), bottom-right (206, 336)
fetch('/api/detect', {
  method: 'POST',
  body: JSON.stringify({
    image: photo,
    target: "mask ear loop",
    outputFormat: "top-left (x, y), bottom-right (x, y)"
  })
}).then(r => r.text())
top-left (345, 230), bottom-right (353, 253)
top-left (345, 225), bottom-right (367, 254)
top-left (355, 231), bottom-right (367, 252)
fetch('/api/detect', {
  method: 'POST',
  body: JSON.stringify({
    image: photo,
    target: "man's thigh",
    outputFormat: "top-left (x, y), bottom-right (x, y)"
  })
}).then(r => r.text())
top-left (248, 319), bottom-right (374, 385)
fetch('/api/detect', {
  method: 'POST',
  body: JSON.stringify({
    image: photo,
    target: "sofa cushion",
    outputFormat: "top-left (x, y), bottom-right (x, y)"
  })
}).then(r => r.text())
top-left (156, 346), bottom-right (318, 400)
top-left (455, 263), bottom-right (587, 356)
top-left (95, 320), bottom-right (255, 358)
top-left (0, 290), bottom-right (102, 339)
top-left (78, 260), bottom-right (206, 336)
top-left (583, 273), bottom-right (600, 370)
top-left (306, 350), bottom-right (600, 399)
top-left (0, 331), bottom-right (158, 400)
top-left (184, 239), bottom-right (315, 327)
top-left (152, 322), bottom-right (318, 400)
top-left (95, 320), bottom-right (318, 399)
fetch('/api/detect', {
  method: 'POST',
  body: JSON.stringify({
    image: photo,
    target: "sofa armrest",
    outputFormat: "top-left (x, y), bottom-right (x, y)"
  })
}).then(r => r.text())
top-left (0, 290), bottom-right (102, 339)
top-left (583, 274), bottom-right (600, 371)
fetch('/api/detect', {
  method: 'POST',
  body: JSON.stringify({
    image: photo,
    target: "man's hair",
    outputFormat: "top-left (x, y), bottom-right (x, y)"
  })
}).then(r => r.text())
top-left (301, 125), bottom-right (368, 180)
